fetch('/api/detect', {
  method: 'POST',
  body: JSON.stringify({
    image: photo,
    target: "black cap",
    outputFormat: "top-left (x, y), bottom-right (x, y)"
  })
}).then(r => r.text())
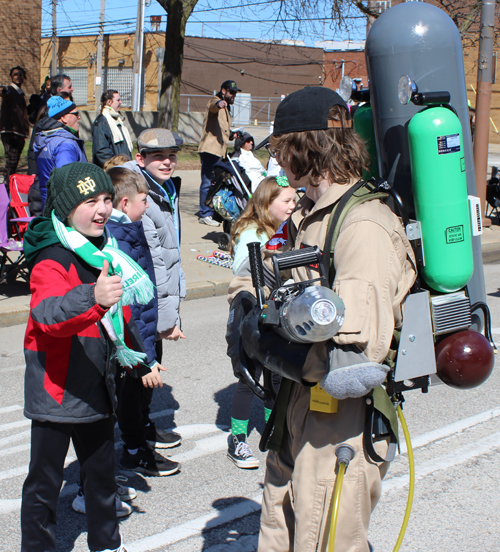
top-left (273, 87), bottom-right (351, 135)
top-left (221, 80), bottom-right (241, 93)
top-left (234, 132), bottom-right (254, 151)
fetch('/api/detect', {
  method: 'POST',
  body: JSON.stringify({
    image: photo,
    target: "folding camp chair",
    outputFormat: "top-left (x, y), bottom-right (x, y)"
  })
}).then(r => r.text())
top-left (9, 174), bottom-right (35, 235)
top-left (0, 183), bottom-right (32, 284)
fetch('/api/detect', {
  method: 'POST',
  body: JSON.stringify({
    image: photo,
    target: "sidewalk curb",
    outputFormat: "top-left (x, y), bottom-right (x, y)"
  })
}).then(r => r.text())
top-left (0, 279), bottom-right (232, 329)
top-left (0, 304), bottom-right (31, 329)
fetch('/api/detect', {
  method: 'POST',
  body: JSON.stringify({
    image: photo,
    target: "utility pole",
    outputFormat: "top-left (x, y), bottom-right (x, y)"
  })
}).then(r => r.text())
top-left (95, 0), bottom-right (106, 111)
top-left (473, 0), bottom-right (496, 224)
top-left (51, 0), bottom-right (57, 77)
top-left (156, 47), bottom-right (165, 111)
top-left (132, 0), bottom-right (145, 112)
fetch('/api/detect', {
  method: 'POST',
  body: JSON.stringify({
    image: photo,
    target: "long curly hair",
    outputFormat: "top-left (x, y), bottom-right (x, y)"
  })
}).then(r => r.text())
top-left (230, 176), bottom-right (288, 254)
top-left (269, 105), bottom-right (367, 186)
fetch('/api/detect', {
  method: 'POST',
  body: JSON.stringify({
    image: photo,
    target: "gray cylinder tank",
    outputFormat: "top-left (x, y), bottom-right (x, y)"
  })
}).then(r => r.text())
top-left (365, 1), bottom-right (486, 324)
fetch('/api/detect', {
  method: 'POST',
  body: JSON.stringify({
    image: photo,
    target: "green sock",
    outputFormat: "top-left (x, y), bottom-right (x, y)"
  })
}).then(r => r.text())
top-left (231, 417), bottom-right (249, 436)
top-left (264, 407), bottom-right (272, 423)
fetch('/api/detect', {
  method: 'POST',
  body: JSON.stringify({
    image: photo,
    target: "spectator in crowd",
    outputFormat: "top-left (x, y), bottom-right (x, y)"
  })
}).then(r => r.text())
top-left (27, 74), bottom-right (75, 177)
top-left (92, 90), bottom-right (133, 168)
top-left (197, 79), bottom-right (242, 227)
top-left (33, 96), bottom-right (87, 207)
top-left (0, 66), bottom-right (30, 185)
top-left (50, 74), bottom-right (74, 99)
top-left (106, 167), bottom-right (181, 476)
top-left (231, 132), bottom-right (266, 193)
top-left (27, 76), bottom-right (51, 125)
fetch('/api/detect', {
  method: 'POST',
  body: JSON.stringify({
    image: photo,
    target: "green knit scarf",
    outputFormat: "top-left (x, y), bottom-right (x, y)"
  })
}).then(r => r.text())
top-left (51, 211), bottom-right (154, 367)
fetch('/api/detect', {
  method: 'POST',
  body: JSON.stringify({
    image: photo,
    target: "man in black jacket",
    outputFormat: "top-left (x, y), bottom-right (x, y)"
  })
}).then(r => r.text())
top-left (0, 66), bottom-right (30, 185)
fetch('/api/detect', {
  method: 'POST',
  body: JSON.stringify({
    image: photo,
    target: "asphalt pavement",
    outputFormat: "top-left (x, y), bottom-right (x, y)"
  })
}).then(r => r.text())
top-left (1, 273), bottom-right (500, 551)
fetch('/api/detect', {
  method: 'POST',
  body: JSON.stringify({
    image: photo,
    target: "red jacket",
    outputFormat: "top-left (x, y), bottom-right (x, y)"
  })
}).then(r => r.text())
top-left (24, 243), bottom-right (146, 424)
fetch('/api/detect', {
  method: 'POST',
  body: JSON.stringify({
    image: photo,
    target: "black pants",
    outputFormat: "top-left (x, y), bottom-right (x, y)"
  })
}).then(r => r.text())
top-left (231, 368), bottom-right (280, 421)
top-left (1, 132), bottom-right (25, 184)
top-left (116, 340), bottom-right (162, 450)
top-left (21, 417), bottom-right (120, 552)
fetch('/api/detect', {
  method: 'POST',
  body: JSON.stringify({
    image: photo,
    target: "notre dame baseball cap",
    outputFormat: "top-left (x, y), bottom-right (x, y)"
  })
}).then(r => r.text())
top-left (221, 80), bottom-right (241, 93)
top-left (273, 87), bottom-right (351, 136)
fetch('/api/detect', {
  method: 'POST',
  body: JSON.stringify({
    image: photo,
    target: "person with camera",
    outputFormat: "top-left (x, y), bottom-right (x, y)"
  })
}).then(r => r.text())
top-left (197, 79), bottom-right (242, 227)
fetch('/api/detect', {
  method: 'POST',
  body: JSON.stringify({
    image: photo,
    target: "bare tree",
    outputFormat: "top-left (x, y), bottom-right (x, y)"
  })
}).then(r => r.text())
top-left (157, 0), bottom-right (198, 131)
top-left (156, 0), bottom-right (498, 130)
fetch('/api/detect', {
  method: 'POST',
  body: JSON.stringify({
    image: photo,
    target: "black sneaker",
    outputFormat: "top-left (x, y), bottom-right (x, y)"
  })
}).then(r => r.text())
top-left (119, 446), bottom-right (180, 476)
top-left (227, 434), bottom-right (259, 469)
top-left (145, 425), bottom-right (182, 449)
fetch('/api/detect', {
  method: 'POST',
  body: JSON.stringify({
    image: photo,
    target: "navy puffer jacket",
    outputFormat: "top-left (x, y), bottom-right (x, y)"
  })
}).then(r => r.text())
top-left (107, 212), bottom-right (158, 367)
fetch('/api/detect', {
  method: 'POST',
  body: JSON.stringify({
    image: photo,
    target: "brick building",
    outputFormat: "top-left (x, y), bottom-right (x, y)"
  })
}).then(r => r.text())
top-left (0, 0), bottom-right (41, 96)
top-left (40, 33), bottom-right (323, 125)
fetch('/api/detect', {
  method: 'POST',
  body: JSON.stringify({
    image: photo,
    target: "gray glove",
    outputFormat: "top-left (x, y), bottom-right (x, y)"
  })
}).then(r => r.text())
top-left (320, 344), bottom-right (389, 400)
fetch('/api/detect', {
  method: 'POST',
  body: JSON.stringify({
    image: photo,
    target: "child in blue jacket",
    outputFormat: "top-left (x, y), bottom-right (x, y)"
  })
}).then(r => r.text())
top-left (106, 167), bottom-right (181, 476)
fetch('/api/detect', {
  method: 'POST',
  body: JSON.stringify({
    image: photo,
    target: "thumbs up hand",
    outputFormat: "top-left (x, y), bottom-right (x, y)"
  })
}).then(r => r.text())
top-left (94, 260), bottom-right (123, 308)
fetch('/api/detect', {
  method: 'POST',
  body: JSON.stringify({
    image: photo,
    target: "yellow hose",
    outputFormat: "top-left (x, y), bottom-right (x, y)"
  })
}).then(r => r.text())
top-left (392, 404), bottom-right (415, 552)
top-left (328, 462), bottom-right (346, 552)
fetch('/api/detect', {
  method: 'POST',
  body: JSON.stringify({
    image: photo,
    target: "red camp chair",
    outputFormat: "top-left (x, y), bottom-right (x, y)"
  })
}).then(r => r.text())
top-left (0, 178), bottom-right (34, 284)
top-left (9, 174), bottom-right (35, 235)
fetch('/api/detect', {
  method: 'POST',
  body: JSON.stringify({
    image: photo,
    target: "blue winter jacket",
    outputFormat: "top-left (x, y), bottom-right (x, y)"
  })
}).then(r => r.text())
top-left (33, 121), bottom-right (88, 207)
top-left (107, 210), bottom-right (158, 369)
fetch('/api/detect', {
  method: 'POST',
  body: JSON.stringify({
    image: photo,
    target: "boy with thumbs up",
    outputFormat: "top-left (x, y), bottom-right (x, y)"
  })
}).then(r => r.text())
top-left (20, 163), bottom-right (148, 552)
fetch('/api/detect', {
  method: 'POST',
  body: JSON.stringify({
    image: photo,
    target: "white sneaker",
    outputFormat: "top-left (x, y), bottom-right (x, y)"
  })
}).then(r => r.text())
top-left (72, 491), bottom-right (132, 517)
top-left (116, 475), bottom-right (137, 502)
top-left (199, 215), bottom-right (220, 227)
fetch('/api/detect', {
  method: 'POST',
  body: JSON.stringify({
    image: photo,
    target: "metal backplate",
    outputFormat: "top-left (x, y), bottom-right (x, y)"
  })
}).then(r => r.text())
top-left (394, 291), bottom-right (437, 382)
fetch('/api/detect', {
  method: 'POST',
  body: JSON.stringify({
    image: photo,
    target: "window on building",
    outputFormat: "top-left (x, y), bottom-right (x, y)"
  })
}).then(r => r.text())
top-left (103, 67), bottom-right (146, 108)
top-left (57, 68), bottom-right (89, 106)
top-left (375, 1), bottom-right (391, 12)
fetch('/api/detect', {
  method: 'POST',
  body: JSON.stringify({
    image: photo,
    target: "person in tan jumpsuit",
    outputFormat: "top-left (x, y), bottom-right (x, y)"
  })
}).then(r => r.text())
top-left (227, 87), bottom-right (417, 552)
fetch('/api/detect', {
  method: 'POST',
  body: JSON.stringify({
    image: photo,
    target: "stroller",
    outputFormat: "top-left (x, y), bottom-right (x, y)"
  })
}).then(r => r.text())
top-left (204, 156), bottom-right (252, 250)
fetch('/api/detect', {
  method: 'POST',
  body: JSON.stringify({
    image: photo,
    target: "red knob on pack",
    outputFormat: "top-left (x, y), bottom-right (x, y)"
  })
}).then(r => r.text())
top-left (435, 329), bottom-right (494, 389)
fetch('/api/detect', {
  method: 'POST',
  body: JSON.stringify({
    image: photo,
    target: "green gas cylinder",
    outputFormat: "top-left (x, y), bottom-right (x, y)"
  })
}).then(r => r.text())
top-left (408, 106), bottom-right (473, 293)
top-left (353, 104), bottom-right (379, 180)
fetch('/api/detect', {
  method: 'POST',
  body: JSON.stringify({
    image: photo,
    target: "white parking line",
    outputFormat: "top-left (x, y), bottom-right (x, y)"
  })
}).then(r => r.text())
top-left (127, 494), bottom-right (263, 552)
top-left (0, 482), bottom-right (80, 515)
top-left (0, 455), bottom-right (75, 482)
top-left (383, 431), bottom-right (500, 494)
top-left (0, 443), bottom-right (30, 458)
top-left (0, 430), bottom-right (30, 447)
top-left (0, 405), bottom-right (23, 415)
top-left (0, 419), bottom-right (30, 433)
top-left (169, 433), bottom-right (228, 463)
top-left (400, 406), bottom-right (500, 453)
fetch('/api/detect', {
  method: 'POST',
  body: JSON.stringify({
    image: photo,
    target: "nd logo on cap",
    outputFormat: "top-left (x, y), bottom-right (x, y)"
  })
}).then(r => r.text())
top-left (77, 177), bottom-right (97, 195)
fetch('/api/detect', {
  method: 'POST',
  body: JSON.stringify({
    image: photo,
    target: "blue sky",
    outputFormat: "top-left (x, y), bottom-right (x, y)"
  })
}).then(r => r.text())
top-left (42, 0), bottom-right (367, 47)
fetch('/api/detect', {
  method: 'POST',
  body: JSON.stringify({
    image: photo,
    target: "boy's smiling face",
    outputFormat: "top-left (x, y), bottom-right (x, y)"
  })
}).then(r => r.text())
top-left (121, 192), bottom-right (149, 222)
top-left (66, 192), bottom-right (113, 238)
top-left (136, 148), bottom-right (178, 183)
